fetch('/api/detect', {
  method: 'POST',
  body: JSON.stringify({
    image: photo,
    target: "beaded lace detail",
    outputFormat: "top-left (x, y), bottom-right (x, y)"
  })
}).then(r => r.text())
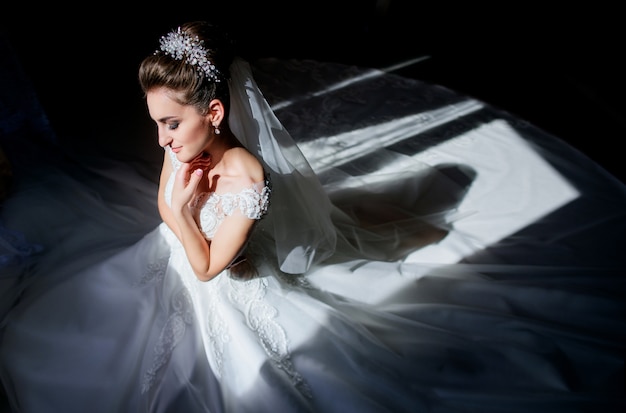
top-left (199, 274), bottom-right (312, 399)
top-left (191, 184), bottom-right (270, 240)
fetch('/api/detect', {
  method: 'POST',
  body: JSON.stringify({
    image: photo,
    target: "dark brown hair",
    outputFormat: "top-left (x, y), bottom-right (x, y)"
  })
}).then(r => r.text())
top-left (138, 21), bottom-right (236, 116)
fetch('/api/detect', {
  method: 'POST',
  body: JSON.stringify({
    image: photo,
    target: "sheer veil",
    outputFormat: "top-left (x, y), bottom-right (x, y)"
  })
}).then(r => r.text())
top-left (228, 58), bottom-right (337, 274)
top-left (227, 58), bottom-right (469, 274)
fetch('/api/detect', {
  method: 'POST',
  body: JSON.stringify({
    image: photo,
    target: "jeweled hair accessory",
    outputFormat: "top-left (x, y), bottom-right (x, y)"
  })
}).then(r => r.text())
top-left (158, 27), bottom-right (222, 82)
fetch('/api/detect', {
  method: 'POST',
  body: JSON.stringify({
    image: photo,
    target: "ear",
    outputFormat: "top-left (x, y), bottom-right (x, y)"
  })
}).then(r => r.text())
top-left (207, 99), bottom-right (225, 126)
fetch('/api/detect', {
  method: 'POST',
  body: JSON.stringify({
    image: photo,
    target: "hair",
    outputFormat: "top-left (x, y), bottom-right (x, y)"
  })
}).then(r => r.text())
top-left (138, 21), bottom-right (236, 116)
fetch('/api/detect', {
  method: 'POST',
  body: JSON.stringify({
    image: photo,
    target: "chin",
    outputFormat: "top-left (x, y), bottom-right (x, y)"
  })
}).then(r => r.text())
top-left (175, 151), bottom-right (197, 164)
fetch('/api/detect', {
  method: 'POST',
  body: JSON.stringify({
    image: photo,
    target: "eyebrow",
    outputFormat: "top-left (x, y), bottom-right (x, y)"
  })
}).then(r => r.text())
top-left (156, 116), bottom-right (178, 123)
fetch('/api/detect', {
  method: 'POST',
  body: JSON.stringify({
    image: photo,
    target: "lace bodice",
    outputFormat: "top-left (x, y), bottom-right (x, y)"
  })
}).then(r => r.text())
top-left (164, 147), bottom-right (270, 239)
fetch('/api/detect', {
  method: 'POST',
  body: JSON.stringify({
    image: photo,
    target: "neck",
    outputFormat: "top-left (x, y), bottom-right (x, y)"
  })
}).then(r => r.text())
top-left (204, 131), bottom-right (241, 165)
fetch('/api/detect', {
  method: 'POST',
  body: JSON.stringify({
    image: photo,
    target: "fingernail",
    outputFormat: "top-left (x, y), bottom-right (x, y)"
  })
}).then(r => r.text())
top-left (195, 169), bottom-right (203, 176)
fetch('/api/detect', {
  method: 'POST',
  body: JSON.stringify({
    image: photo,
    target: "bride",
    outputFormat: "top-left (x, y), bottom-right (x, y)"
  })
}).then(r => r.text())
top-left (0, 20), bottom-right (460, 413)
top-left (1, 20), bottom-right (624, 413)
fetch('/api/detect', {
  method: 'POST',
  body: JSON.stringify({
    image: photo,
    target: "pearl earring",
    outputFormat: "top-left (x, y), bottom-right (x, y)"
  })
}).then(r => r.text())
top-left (213, 123), bottom-right (221, 135)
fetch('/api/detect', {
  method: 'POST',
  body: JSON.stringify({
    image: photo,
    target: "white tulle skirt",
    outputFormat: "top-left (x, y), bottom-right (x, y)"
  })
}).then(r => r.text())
top-left (1, 56), bottom-right (625, 413)
top-left (2, 152), bottom-right (624, 413)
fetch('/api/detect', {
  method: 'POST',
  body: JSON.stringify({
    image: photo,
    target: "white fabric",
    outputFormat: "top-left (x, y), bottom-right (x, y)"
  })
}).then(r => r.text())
top-left (228, 58), bottom-right (337, 274)
top-left (1, 39), bottom-right (625, 413)
top-left (228, 59), bottom-right (462, 275)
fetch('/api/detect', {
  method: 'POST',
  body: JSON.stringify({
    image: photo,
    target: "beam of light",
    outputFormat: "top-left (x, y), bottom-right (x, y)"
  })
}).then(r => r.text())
top-left (407, 119), bottom-right (579, 254)
top-left (299, 99), bottom-right (484, 174)
top-left (378, 55), bottom-right (432, 74)
top-left (304, 118), bottom-right (580, 305)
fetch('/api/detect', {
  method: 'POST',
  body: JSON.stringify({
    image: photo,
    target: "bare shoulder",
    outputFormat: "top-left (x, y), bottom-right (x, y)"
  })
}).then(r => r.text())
top-left (223, 147), bottom-right (265, 184)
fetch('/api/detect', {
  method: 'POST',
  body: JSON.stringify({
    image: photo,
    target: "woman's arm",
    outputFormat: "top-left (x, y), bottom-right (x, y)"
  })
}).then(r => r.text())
top-left (170, 162), bottom-right (257, 281)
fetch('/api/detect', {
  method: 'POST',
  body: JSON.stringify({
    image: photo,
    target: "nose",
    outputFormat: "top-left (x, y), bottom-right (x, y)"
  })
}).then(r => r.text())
top-left (158, 127), bottom-right (172, 148)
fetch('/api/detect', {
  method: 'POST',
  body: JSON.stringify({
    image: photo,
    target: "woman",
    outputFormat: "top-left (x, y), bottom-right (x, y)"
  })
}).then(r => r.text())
top-left (0, 21), bottom-right (457, 413)
top-left (136, 21), bottom-right (460, 412)
top-left (2, 20), bottom-right (623, 413)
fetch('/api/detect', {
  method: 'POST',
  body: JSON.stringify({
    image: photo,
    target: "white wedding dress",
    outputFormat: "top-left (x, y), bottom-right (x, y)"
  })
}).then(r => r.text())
top-left (1, 36), bottom-right (625, 413)
top-left (0, 146), bottom-right (465, 413)
top-left (0, 55), bottom-right (466, 412)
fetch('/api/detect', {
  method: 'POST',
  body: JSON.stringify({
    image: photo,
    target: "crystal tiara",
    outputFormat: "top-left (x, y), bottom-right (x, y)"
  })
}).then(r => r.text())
top-left (158, 27), bottom-right (222, 82)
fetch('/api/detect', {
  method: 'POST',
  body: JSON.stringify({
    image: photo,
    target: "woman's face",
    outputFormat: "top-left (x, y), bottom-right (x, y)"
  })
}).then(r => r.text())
top-left (146, 87), bottom-right (211, 163)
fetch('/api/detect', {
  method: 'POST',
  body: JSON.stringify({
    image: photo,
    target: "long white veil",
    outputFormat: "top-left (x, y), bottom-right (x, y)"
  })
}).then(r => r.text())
top-left (228, 58), bottom-right (467, 275)
top-left (228, 58), bottom-right (337, 274)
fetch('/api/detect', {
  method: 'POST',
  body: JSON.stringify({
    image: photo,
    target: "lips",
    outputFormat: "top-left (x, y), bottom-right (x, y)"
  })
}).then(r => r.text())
top-left (171, 146), bottom-right (182, 153)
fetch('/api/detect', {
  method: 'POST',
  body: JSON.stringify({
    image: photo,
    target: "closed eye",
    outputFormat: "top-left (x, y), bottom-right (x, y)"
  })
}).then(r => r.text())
top-left (167, 122), bottom-right (179, 130)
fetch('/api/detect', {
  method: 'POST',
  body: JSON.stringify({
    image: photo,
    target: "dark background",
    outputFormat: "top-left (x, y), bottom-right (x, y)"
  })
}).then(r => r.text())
top-left (1, 1), bottom-right (624, 182)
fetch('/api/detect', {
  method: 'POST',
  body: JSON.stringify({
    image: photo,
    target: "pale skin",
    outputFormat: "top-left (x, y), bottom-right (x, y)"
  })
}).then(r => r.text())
top-left (147, 87), bottom-right (265, 281)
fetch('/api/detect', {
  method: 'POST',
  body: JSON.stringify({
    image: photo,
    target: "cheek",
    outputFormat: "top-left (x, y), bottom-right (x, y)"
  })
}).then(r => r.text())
top-left (187, 123), bottom-right (210, 143)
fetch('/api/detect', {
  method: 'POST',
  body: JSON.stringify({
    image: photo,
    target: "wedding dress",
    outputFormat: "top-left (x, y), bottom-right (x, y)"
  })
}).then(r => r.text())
top-left (1, 37), bottom-right (624, 413)
top-left (0, 54), bottom-right (465, 413)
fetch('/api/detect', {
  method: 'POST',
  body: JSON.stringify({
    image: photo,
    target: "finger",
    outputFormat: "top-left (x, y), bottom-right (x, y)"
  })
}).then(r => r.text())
top-left (172, 165), bottom-right (203, 210)
top-left (186, 168), bottom-right (203, 192)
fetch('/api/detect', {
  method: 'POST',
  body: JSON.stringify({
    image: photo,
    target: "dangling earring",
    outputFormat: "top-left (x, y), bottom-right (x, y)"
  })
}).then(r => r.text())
top-left (213, 122), bottom-right (221, 135)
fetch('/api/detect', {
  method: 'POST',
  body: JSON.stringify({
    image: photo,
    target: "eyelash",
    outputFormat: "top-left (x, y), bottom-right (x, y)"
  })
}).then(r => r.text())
top-left (167, 122), bottom-right (179, 130)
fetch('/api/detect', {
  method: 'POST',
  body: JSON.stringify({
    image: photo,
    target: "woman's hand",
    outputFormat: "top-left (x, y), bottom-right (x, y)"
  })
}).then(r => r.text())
top-left (171, 162), bottom-right (204, 214)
